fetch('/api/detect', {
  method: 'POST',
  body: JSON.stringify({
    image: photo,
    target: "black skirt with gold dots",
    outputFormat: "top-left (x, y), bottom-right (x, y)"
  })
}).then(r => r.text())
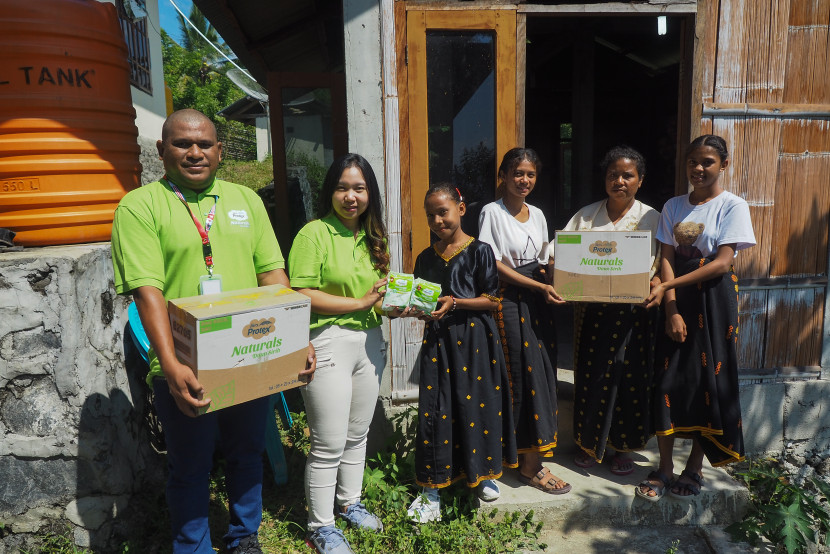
top-left (496, 262), bottom-right (560, 456)
top-left (573, 302), bottom-right (657, 462)
top-left (415, 309), bottom-right (519, 489)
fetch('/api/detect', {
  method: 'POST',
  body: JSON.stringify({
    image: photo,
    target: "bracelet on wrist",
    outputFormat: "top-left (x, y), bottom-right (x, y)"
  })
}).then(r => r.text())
top-left (450, 296), bottom-right (457, 311)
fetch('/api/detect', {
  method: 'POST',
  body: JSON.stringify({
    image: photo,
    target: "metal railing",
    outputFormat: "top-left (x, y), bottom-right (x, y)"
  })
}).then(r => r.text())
top-left (117, 1), bottom-right (152, 94)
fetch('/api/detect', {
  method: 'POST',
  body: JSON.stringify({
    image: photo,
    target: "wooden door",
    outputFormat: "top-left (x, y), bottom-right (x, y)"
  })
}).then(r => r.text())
top-left (404, 8), bottom-right (517, 264)
top-left (391, 7), bottom-right (518, 400)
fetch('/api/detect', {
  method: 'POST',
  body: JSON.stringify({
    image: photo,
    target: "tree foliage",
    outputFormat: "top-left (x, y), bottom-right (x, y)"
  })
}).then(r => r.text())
top-left (161, 25), bottom-right (256, 160)
top-left (161, 29), bottom-right (242, 120)
top-left (175, 5), bottom-right (230, 57)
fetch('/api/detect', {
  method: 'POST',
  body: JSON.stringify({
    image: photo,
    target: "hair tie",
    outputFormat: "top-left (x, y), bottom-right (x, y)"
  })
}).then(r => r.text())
top-left (455, 187), bottom-right (463, 202)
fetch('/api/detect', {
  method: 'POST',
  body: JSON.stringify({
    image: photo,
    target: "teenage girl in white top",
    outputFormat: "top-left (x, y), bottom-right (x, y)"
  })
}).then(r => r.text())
top-left (478, 148), bottom-right (571, 495)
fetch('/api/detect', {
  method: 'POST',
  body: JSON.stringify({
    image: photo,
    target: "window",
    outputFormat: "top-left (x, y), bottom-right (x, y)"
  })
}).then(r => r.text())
top-left (117, 0), bottom-right (152, 94)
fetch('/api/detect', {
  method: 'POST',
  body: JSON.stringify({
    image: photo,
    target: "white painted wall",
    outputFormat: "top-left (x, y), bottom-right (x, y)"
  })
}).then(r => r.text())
top-left (129, 0), bottom-right (167, 141)
top-left (343, 0), bottom-right (392, 403)
top-left (98, 0), bottom-right (167, 141)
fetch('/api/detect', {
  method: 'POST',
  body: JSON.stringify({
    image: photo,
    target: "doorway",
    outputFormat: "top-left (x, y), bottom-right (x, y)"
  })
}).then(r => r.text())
top-left (524, 15), bottom-right (691, 231)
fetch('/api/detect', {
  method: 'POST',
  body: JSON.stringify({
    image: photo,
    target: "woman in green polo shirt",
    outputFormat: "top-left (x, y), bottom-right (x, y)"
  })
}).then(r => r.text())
top-left (288, 153), bottom-right (390, 554)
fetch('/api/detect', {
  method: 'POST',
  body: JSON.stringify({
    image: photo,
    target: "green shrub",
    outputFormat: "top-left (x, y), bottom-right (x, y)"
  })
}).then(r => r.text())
top-left (727, 458), bottom-right (830, 553)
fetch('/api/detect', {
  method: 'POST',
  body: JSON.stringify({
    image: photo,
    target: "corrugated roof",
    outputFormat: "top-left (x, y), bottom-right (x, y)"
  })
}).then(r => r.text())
top-left (192, 0), bottom-right (344, 85)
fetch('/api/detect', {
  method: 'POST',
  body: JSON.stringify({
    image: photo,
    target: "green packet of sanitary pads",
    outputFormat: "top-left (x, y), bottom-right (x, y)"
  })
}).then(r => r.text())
top-left (410, 278), bottom-right (442, 313)
top-left (381, 272), bottom-right (414, 311)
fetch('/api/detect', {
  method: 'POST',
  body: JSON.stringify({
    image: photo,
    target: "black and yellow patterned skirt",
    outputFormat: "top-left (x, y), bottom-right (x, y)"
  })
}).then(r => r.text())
top-left (654, 255), bottom-right (744, 467)
top-left (496, 263), bottom-right (560, 455)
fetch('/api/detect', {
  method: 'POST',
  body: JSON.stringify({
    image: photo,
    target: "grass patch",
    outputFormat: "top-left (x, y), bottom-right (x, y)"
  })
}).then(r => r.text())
top-left (345, 407), bottom-right (546, 553)
top-left (24, 525), bottom-right (91, 554)
top-left (217, 157), bottom-right (274, 192)
top-left (57, 399), bottom-right (545, 553)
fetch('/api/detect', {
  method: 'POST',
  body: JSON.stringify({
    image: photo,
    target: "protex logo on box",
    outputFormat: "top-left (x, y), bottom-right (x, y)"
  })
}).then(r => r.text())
top-left (582, 240), bottom-right (623, 268)
top-left (232, 318), bottom-right (283, 357)
top-left (588, 240), bottom-right (616, 256)
top-left (243, 318), bottom-right (275, 339)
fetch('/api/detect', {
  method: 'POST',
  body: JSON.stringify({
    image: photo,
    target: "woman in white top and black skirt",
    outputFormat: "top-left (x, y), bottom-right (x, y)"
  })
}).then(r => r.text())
top-left (478, 148), bottom-right (571, 495)
top-left (563, 146), bottom-right (661, 476)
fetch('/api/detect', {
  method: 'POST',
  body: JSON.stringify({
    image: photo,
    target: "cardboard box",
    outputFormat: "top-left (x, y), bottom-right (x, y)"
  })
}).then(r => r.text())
top-left (167, 284), bottom-right (311, 413)
top-left (553, 230), bottom-right (651, 303)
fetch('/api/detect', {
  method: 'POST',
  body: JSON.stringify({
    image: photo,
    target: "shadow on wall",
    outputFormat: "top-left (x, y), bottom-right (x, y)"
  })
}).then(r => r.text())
top-left (74, 327), bottom-right (165, 551)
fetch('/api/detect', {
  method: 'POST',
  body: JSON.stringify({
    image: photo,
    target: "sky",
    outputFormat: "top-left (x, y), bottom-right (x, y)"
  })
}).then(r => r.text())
top-left (158, 0), bottom-right (193, 46)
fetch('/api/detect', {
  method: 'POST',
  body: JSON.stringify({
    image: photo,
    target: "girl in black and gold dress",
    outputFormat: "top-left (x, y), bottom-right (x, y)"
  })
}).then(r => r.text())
top-left (406, 184), bottom-right (517, 523)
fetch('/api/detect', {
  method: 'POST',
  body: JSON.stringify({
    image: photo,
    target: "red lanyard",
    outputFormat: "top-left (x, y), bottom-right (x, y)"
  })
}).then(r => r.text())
top-left (165, 176), bottom-right (218, 275)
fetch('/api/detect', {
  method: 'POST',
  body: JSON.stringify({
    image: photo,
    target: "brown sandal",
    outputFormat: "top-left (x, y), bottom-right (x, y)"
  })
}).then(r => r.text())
top-left (519, 467), bottom-right (572, 495)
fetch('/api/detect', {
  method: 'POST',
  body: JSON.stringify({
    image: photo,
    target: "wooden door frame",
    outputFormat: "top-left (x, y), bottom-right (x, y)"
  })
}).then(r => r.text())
top-left (390, 2), bottom-right (699, 401)
top-left (399, 7), bottom-right (517, 270)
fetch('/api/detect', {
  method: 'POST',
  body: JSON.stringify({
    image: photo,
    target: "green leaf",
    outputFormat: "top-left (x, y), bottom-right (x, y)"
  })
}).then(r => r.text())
top-left (762, 501), bottom-right (813, 554)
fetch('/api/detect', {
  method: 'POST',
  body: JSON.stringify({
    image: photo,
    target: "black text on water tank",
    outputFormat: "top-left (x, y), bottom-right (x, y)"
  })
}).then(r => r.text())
top-left (15, 66), bottom-right (94, 88)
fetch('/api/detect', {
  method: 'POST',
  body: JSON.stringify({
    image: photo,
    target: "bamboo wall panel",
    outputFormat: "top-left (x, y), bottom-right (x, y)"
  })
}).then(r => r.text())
top-left (714, 0), bottom-right (749, 103)
top-left (392, 318), bottom-right (425, 400)
top-left (703, 0), bottom-right (830, 372)
top-left (698, 0), bottom-right (720, 105)
top-left (784, 0), bottom-right (830, 103)
top-left (711, 118), bottom-right (779, 279)
top-left (743, 0), bottom-right (789, 103)
top-left (771, 149), bottom-right (830, 277)
top-left (808, 2), bottom-right (829, 102)
top-left (766, 0), bottom-right (792, 103)
top-left (737, 290), bottom-right (768, 369)
top-left (763, 288), bottom-right (825, 367)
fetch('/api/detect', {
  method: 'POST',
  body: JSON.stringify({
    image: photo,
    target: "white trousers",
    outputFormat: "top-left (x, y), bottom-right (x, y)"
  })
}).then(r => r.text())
top-left (302, 324), bottom-right (385, 530)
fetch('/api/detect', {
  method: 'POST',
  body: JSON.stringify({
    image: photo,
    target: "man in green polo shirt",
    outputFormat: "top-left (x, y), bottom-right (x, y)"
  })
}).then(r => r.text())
top-left (111, 109), bottom-right (314, 554)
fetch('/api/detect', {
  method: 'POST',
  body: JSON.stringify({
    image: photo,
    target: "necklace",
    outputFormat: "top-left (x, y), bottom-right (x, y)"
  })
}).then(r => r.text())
top-left (434, 236), bottom-right (474, 266)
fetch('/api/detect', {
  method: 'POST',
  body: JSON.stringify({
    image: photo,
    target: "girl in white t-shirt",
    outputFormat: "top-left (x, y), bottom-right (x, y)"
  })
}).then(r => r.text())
top-left (478, 148), bottom-right (571, 495)
top-left (637, 135), bottom-right (756, 502)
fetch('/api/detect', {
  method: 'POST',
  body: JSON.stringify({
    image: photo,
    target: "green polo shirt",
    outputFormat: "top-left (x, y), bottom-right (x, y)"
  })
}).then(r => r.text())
top-left (288, 213), bottom-right (384, 330)
top-left (111, 177), bottom-right (284, 382)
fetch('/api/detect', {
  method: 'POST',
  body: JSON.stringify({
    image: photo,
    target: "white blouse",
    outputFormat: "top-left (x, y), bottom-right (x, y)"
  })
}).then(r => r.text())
top-left (478, 199), bottom-right (550, 269)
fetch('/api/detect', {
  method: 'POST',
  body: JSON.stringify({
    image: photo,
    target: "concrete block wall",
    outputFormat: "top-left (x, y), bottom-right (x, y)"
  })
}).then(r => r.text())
top-left (743, 379), bottom-right (830, 458)
top-left (0, 244), bottom-right (161, 552)
top-left (551, 369), bottom-right (830, 460)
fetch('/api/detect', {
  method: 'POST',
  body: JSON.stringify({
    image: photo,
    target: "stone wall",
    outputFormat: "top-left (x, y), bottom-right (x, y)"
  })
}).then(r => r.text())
top-left (741, 378), bottom-right (830, 459)
top-left (0, 244), bottom-right (161, 552)
top-left (138, 136), bottom-right (164, 186)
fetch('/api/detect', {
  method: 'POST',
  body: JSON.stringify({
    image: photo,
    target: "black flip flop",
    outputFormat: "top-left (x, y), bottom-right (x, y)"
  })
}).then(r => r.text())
top-left (669, 469), bottom-right (704, 500)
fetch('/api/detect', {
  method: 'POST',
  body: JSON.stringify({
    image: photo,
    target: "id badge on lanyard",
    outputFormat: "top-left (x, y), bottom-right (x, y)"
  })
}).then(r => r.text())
top-left (166, 177), bottom-right (223, 295)
top-left (199, 274), bottom-right (223, 294)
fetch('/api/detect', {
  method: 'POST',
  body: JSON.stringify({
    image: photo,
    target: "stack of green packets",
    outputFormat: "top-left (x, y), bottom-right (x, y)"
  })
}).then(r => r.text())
top-left (381, 272), bottom-right (442, 313)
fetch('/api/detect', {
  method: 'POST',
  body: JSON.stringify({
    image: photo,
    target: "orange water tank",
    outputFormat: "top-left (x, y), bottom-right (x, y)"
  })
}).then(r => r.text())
top-left (0, 0), bottom-right (141, 246)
